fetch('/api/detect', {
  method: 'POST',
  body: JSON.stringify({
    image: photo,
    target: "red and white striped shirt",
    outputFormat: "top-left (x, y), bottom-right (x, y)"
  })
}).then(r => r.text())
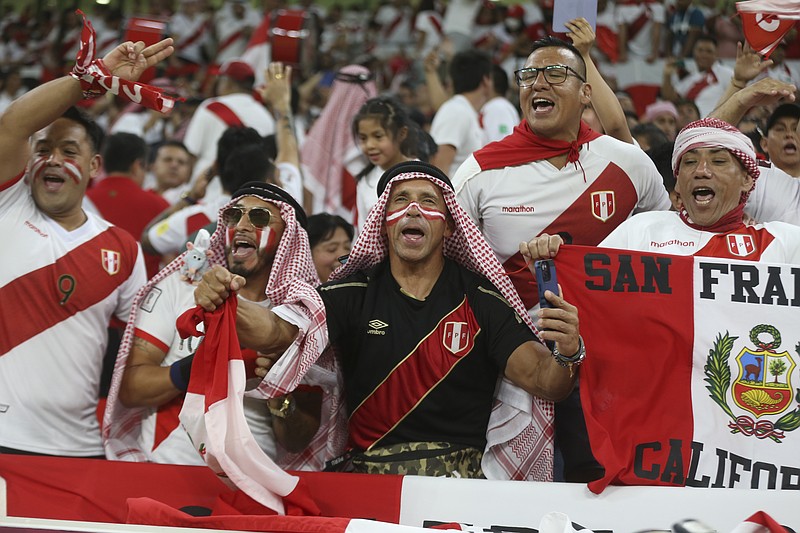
top-left (0, 174), bottom-right (146, 456)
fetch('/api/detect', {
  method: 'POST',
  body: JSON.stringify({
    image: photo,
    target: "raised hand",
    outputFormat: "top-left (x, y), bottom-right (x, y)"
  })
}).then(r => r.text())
top-left (103, 38), bottom-right (174, 82)
top-left (565, 18), bottom-right (595, 58)
top-left (733, 41), bottom-right (772, 86)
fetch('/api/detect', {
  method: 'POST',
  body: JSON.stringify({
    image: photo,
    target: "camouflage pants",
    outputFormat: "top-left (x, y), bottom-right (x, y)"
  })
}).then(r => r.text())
top-left (349, 441), bottom-right (485, 478)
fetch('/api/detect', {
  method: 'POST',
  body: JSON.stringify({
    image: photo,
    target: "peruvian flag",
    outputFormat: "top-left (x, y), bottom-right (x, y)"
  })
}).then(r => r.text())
top-left (553, 246), bottom-right (800, 494)
top-left (176, 297), bottom-right (319, 516)
top-left (736, 0), bottom-right (800, 58)
top-left (241, 12), bottom-right (272, 87)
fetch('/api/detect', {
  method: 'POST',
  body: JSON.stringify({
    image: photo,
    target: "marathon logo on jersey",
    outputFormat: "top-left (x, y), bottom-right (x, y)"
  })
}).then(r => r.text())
top-left (101, 249), bottom-right (121, 275)
top-left (727, 234), bottom-right (756, 257)
top-left (591, 191), bottom-right (615, 222)
top-left (443, 321), bottom-right (470, 355)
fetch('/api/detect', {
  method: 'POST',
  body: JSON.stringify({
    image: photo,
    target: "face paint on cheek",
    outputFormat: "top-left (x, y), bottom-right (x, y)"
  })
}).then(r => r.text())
top-left (29, 156), bottom-right (47, 184)
top-left (226, 226), bottom-right (236, 250)
top-left (385, 201), bottom-right (447, 226)
top-left (256, 226), bottom-right (278, 254)
top-left (30, 155), bottom-right (83, 185)
top-left (62, 159), bottom-right (83, 185)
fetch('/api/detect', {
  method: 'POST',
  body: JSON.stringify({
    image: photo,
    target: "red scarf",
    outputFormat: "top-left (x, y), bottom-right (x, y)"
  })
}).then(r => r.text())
top-left (474, 119), bottom-right (601, 171)
top-left (679, 202), bottom-right (746, 233)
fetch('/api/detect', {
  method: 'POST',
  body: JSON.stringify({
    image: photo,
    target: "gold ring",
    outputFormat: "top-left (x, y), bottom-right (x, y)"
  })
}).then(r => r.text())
top-left (274, 73), bottom-right (284, 80)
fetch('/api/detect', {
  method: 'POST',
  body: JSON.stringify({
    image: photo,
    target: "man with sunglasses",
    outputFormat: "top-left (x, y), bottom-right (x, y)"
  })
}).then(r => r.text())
top-left (451, 36), bottom-right (670, 482)
top-left (194, 161), bottom-right (580, 479)
top-left (105, 182), bottom-right (321, 464)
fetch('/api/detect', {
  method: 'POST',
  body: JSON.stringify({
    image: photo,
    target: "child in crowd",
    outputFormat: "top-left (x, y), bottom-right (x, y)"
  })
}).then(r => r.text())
top-left (352, 96), bottom-right (418, 231)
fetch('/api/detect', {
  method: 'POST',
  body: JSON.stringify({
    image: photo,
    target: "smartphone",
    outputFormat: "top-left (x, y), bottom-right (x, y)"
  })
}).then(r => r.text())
top-left (535, 259), bottom-right (559, 309)
top-left (535, 259), bottom-right (559, 351)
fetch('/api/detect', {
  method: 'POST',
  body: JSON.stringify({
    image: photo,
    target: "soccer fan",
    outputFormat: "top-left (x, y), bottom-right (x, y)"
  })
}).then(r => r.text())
top-left (451, 34), bottom-right (669, 481)
top-left (525, 118), bottom-right (800, 263)
top-left (194, 161), bottom-right (581, 479)
top-left (0, 26), bottom-right (173, 457)
top-left (662, 35), bottom-right (733, 118)
top-left (759, 103), bottom-right (800, 179)
top-left (104, 182), bottom-right (321, 464)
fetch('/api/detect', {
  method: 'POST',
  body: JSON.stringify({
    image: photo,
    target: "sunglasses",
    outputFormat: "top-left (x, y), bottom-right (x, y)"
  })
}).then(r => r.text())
top-left (221, 206), bottom-right (272, 228)
top-left (514, 64), bottom-right (586, 87)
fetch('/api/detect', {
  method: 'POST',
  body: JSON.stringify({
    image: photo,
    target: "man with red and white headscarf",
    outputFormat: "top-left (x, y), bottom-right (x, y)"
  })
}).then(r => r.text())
top-left (195, 160), bottom-right (581, 480)
top-left (301, 65), bottom-right (377, 222)
top-left (526, 118), bottom-right (800, 263)
top-left (103, 181), bottom-right (334, 467)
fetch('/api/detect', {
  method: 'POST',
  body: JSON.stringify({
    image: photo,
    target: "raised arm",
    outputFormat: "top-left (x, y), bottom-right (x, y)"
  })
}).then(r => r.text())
top-left (259, 62), bottom-right (300, 169)
top-left (709, 77), bottom-right (796, 126)
top-left (566, 18), bottom-right (632, 144)
top-left (0, 35), bottom-right (174, 185)
top-left (712, 41), bottom-right (773, 115)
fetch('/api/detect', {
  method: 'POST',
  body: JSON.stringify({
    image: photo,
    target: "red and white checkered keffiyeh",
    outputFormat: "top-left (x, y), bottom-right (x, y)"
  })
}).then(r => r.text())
top-left (672, 118), bottom-right (760, 203)
top-left (300, 65), bottom-right (376, 221)
top-left (329, 169), bottom-right (556, 482)
top-left (103, 193), bottom-right (341, 469)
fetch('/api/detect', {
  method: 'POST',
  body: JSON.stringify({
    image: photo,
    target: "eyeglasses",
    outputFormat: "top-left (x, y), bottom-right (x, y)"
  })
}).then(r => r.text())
top-left (514, 65), bottom-right (586, 87)
top-left (221, 206), bottom-right (272, 228)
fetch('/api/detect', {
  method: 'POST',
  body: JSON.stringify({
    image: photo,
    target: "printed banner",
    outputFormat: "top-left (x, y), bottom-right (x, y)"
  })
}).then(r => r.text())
top-left (554, 246), bottom-right (800, 493)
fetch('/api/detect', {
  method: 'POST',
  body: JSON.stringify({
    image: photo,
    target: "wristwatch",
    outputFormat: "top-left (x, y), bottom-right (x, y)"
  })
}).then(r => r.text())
top-left (269, 395), bottom-right (296, 419)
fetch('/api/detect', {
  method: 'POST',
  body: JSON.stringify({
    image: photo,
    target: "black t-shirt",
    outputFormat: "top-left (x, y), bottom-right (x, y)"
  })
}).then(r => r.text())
top-left (318, 258), bottom-right (535, 450)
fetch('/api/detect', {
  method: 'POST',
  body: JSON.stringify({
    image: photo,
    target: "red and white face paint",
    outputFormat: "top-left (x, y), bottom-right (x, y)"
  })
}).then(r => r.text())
top-left (225, 223), bottom-right (278, 255)
top-left (30, 154), bottom-right (83, 185)
top-left (385, 201), bottom-right (446, 226)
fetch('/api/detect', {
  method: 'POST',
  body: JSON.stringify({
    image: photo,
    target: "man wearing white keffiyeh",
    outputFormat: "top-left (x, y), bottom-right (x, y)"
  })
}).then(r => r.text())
top-left (103, 181), bottom-right (341, 469)
top-left (196, 161), bottom-right (580, 480)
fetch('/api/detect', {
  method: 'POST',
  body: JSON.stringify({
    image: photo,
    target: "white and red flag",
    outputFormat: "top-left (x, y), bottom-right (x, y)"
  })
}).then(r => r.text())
top-left (736, 0), bottom-right (800, 58)
top-left (176, 296), bottom-right (319, 516)
top-left (553, 246), bottom-right (800, 494)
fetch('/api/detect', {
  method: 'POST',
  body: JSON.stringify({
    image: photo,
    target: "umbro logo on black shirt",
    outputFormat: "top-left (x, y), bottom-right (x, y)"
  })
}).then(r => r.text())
top-left (367, 319), bottom-right (388, 335)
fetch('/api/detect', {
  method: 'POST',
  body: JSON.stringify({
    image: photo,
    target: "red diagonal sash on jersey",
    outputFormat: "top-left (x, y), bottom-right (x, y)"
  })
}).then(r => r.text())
top-left (217, 29), bottom-right (244, 55)
top-left (698, 226), bottom-right (775, 260)
top-left (685, 70), bottom-right (717, 102)
top-left (626, 6), bottom-right (652, 41)
top-left (177, 19), bottom-right (210, 51)
top-left (0, 226), bottom-right (137, 356)
top-left (428, 14), bottom-right (443, 36)
top-left (502, 162), bottom-right (637, 309)
top-left (348, 298), bottom-right (481, 450)
top-left (383, 13), bottom-right (404, 39)
top-left (206, 101), bottom-right (245, 127)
